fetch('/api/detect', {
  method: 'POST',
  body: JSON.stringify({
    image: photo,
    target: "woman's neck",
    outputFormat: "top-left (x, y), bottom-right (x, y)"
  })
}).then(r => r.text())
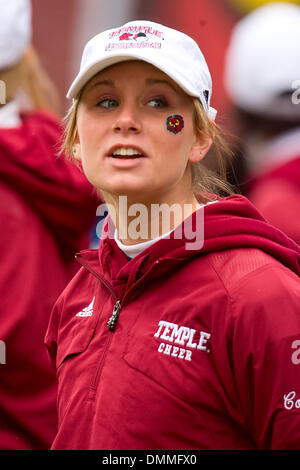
top-left (102, 191), bottom-right (200, 246)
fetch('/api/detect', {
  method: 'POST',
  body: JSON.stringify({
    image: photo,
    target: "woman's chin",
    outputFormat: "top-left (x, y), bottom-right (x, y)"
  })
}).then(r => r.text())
top-left (97, 183), bottom-right (152, 200)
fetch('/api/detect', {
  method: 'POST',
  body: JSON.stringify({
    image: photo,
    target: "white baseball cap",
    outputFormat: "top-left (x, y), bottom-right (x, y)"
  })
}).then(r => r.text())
top-left (224, 2), bottom-right (300, 120)
top-left (67, 20), bottom-right (217, 120)
top-left (0, 0), bottom-right (32, 70)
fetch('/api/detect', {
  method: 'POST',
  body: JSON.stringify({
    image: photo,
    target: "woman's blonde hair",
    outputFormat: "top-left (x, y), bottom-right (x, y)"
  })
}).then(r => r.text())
top-left (0, 46), bottom-right (61, 115)
top-left (60, 93), bottom-right (236, 199)
top-left (61, 94), bottom-right (81, 158)
top-left (191, 99), bottom-right (236, 199)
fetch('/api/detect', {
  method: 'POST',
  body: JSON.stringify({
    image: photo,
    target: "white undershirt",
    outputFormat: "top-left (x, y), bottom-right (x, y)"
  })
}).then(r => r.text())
top-left (114, 226), bottom-right (174, 259)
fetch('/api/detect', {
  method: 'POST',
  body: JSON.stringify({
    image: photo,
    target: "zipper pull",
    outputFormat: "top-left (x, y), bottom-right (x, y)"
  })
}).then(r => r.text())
top-left (107, 300), bottom-right (121, 331)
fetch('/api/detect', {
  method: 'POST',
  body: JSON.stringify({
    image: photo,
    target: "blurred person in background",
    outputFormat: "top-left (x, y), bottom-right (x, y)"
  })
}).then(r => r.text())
top-left (224, 2), bottom-right (300, 245)
top-left (0, 0), bottom-right (98, 449)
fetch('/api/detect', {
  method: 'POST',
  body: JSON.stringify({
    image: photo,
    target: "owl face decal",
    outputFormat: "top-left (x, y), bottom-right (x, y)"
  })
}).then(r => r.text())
top-left (166, 115), bottom-right (184, 134)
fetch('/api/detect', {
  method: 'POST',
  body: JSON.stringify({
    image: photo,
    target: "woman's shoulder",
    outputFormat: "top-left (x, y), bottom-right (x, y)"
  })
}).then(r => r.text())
top-left (55, 253), bottom-right (99, 307)
top-left (204, 247), bottom-right (299, 335)
top-left (206, 246), bottom-right (299, 304)
top-left (208, 245), bottom-right (293, 283)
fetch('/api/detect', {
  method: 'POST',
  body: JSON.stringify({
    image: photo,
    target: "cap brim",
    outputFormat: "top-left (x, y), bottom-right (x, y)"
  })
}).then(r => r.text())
top-left (67, 50), bottom-right (200, 101)
top-left (67, 50), bottom-right (216, 120)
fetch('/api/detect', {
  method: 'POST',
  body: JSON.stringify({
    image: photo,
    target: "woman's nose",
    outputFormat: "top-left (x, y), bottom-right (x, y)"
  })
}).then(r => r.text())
top-left (113, 105), bottom-right (142, 134)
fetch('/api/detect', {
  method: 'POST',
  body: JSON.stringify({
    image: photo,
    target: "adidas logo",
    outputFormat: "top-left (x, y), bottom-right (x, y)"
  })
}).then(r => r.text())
top-left (76, 297), bottom-right (95, 317)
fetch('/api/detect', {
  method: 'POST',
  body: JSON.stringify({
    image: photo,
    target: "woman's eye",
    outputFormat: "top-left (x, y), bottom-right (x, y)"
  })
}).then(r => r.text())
top-left (147, 98), bottom-right (167, 108)
top-left (97, 99), bottom-right (118, 108)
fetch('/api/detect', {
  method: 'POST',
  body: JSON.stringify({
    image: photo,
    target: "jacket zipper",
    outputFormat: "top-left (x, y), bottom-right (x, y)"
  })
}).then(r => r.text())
top-left (107, 300), bottom-right (121, 331)
top-left (75, 253), bottom-right (157, 398)
top-left (75, 254), bottom-right (123, 398)
top-left (89, 332), bottom-right (113, 394)
top-left (75, 254), bottom-right (122, 331)
top-left (76, 253), bottom-right (158, 331)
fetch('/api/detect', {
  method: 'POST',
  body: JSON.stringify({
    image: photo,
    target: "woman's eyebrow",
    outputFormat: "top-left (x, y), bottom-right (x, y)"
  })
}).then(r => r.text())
top-left (86, 77), bottom-right (179, 93)
top-left (88, 79), bottom-right (115, 91)
top-left (145, 78), bottom-right (179, 93)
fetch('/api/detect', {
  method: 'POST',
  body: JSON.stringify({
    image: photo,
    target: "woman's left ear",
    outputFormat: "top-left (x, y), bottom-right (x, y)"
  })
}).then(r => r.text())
top-left (72, 131), bottom-right (82, 162)
top-left (189, 133), bottom-right (213, 163)
top-left (72, 143), bottom-right (82, 161)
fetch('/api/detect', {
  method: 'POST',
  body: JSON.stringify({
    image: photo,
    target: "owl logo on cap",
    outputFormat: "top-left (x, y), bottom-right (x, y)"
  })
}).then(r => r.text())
top-left (119, 32), bottom-right (148, 42)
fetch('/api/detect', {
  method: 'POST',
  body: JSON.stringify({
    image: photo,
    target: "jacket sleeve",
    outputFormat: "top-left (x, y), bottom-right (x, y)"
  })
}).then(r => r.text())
top-left (0, 110), bottom-right (99, 252)
top-left (229, 264), bottom-right (300, 449)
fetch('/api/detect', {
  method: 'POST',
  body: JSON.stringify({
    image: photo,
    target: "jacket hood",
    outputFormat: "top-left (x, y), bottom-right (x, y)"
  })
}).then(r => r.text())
top-left (76, 195), bottom-right (300, 288)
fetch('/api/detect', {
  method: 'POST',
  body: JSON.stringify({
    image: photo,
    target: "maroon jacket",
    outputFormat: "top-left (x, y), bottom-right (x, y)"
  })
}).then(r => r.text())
top-left (46, 195), bottom-right (300, 450)
top-left (0, 110), bottom-right (97, 449)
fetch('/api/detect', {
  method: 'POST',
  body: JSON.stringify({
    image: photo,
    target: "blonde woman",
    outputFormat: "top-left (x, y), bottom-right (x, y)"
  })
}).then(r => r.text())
top-left (46, 20), bottom-right (300, 450)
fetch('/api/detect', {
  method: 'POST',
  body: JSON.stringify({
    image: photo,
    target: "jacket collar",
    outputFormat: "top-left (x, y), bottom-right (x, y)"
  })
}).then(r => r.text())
top-left (76, 194), bottom-right (300, 298)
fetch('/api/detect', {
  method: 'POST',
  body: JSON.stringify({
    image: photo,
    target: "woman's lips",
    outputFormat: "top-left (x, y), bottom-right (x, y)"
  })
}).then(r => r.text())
top-left (109, 154), bottom-right (144, 159)
top-left (106, 152), bottom-right (146, 168)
